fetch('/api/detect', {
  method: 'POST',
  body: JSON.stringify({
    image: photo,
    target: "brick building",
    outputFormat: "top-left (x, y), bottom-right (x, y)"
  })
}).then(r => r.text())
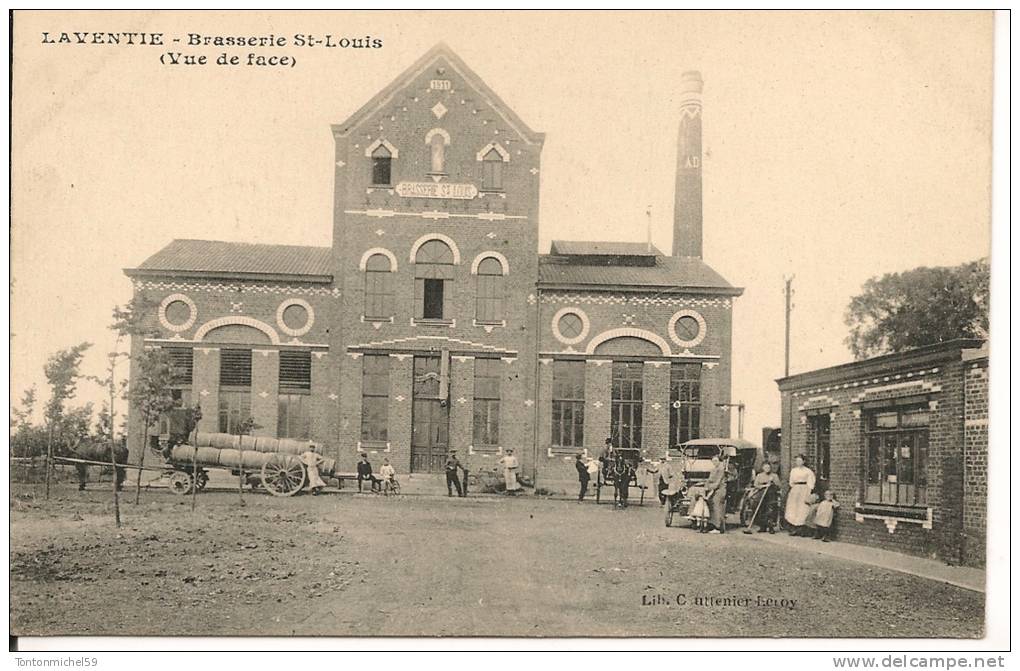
top-left (125, 44), bottom-right (742, 486)
top-left (776, 339), bottom-right (988, 567)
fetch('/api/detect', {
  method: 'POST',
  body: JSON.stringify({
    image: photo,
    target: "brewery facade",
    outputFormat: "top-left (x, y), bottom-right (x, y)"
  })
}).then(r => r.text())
top-left (125, 44), bottom-right (743, 485)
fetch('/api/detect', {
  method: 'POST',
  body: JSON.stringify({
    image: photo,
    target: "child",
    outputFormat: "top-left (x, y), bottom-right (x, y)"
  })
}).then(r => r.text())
top-left (378, 458), bottom-right (396, 495)
top-left (813, 490), bottom-right (840, 542)
top-left (689, 486), bottom-right (710, 533)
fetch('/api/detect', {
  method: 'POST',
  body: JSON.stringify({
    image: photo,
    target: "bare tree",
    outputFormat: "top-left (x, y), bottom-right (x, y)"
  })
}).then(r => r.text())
top-left (43, 343), bottom-right (92, 499)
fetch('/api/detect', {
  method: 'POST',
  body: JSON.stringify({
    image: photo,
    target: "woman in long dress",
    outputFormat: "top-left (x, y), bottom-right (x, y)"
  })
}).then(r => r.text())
top-left (784, 454), bottom-right (816, 533)
top-left (499, 449), bottom-right (522, 495)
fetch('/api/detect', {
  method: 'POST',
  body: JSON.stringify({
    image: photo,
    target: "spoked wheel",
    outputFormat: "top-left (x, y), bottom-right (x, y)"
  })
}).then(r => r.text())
top-left (260, 455), bottom-right (306, 497)
top-left (168, 471), bottom-right (194, 495)
top-left (738, 491), bottom-right (756, 527)
top-left (195, 470), bottom-right (209, 491)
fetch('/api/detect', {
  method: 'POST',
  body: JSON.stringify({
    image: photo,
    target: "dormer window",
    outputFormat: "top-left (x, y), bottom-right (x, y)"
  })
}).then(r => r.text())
top-left (371, 144), bottom-right (392, 185)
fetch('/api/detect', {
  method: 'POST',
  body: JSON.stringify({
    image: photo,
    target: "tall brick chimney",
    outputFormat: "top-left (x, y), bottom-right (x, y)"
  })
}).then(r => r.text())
top-left (672, 70), bottom-right (703, 258)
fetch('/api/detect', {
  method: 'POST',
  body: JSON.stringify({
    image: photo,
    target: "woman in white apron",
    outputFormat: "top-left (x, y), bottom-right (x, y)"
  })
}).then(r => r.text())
top-left (300, 450), bottom-right (327, 494)
top-left (784, 454), bottom-right (816, 532)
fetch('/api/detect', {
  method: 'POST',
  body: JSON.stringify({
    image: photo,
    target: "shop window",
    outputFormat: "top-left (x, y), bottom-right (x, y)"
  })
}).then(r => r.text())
top-left (669, 362), bottom-right (701, 447)
top-left (865, 405), bottom-right (929, 506)
top-left (472, 358), bottom-right (501, 447)
top-left (361, 354), bottom-right (390, 443)
top-left (611, 362), bottom-right (643, 450)
top-left (551, 360), bottom-right (585, 449)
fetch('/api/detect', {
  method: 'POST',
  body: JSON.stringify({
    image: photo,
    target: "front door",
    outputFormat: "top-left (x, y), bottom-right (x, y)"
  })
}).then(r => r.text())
top-left (411, 356), bottom-right (448, 473)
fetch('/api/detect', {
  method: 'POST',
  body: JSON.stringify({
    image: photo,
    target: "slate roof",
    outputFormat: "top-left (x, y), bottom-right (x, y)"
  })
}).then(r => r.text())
top-left (126, 239), bottom-right (332, 280)
top-left (549, 240), bottom-right (663, 257)
top-left (539, 244), bottom-right (741, 294)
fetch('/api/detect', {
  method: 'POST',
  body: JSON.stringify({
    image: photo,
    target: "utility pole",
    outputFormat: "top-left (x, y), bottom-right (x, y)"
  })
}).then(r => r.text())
top-left (645, 205), bottom-right (653, 253)
top-left (783, 275), bottom-right (795, 377)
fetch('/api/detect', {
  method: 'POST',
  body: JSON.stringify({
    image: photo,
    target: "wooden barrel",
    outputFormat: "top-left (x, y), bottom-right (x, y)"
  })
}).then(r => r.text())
top-left (194, 432), bottom-right (216, 448)
top-left (217, 449), bottom-right (241, 468)
top-left (277, 438), bottom-right (308, 455)
top-left (241, 450), bottom-right (270, 469)
top-left (254, 436), bottom-right (280, 453)
top-left (211, 434), bottom-right (240, 449)
top-left (195, 447), bottom-right (221, 465)
top-left (170, 445), bottom-right (196, 463)
top-left (239, 435), bottom-right (257, 451)
top-left (319, 457), bottom-right (337, 478)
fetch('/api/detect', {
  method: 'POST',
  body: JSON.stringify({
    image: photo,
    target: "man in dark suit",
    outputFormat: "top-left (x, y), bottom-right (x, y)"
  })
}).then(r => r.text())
top-left (356, 453), bottom-right (380, 493)
top-left (575, 453), bottom-right (590, 503)
top-left (445, 450), bottom-right (466, 497)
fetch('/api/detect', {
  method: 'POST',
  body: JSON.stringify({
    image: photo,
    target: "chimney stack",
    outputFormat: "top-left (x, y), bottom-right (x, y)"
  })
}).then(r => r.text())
top-left (673, 70), bottom-right (703, 258)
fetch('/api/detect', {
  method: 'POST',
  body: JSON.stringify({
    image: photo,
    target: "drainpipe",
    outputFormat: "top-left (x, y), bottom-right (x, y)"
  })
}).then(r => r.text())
top-left (531, 286), bottom-right (542, 488)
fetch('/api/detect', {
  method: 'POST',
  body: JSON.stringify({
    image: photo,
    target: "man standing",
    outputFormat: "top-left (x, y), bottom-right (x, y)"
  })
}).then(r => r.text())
top-left (575, 454), bottom-right (590, 503)
top-left (445, 450), bottom-right (465, 497)
top-left (613, 455), bottom-right (633, 509)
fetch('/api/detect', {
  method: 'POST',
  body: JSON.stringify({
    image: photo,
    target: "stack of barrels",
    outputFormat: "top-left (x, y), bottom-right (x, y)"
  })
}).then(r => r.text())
top-left (168, 433), bottom-right (336, 478)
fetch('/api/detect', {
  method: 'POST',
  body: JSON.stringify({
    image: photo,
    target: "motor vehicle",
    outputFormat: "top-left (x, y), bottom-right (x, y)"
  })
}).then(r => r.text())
top-left (663, 438), bottom-right (762, 527)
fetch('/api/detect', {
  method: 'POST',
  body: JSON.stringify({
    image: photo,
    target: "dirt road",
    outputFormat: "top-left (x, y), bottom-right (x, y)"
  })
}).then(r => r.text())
top-left (10, 484), bottom-right (983, 637)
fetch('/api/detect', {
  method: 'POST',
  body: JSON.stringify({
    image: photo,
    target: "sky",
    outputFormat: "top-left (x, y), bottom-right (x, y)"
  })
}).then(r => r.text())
top-left (10, 10), bottom-right (994, 443)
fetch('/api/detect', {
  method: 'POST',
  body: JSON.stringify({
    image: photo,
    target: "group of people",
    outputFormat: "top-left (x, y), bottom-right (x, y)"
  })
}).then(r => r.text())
top-left (572, 443), bottom-right (840, 540)
top-left (573, 438), bottom-right (638, 508)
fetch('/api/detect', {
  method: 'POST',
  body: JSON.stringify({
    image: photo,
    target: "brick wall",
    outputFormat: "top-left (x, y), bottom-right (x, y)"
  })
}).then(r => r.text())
top-left (962, 359), bottom-right (988, 567)
top-left (778, 343), bottom-right (986, 565)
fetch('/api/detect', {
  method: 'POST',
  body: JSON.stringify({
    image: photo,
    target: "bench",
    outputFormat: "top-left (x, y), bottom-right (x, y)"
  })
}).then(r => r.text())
top-left (330, 472), bottom-right (387, 492)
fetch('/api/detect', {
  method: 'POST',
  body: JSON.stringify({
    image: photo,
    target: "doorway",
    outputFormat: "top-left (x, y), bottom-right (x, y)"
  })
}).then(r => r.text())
top-left (411, 355), bottom-right (449, 473)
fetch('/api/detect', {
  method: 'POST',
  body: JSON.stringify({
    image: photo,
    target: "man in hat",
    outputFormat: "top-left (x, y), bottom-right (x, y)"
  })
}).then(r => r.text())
top-left (445, 450), bottom-right (466, 497)
top-left (356, 453), bottom-right (381, 493)
top-left (575, 453), bottom-right (590, 503)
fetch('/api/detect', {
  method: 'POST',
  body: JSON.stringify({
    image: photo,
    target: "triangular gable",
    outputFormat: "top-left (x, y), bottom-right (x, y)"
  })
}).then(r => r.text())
top-left (331, 42), bottom-right (544, 146)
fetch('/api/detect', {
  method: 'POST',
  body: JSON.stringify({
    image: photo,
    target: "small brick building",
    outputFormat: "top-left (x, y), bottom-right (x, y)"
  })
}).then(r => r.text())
top-left (776, 339), bottom-right (988, 567)
top-left (124, 44), bottom-right (742, 487)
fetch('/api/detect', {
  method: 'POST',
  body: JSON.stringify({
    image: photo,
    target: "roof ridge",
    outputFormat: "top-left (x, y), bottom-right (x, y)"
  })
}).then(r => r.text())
top-left (169, 238), bottom-right (331, 250)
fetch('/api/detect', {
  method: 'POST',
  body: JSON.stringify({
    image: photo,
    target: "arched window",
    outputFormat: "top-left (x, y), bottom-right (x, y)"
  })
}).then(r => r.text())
top-left (371, 144), bottom-right (392, 186)
top-left (414, 239), bottom-right (455, 320)
top-left (364, 253), bottom-right (394, 318)
top-left (429, 133), bottom-right (446, 174)
top-left (482, 147), bottom-right (504, 191)
top-left (475, 257), bottom-right (504, 322)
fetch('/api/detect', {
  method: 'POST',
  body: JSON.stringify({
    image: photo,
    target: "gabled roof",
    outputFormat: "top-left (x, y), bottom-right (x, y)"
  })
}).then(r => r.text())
top-left (125, 239), bottom-right (333, 282)
top-left (331, 42), bottom-right (545, 145)
top-left (538, 246), bottom-right (742, 295)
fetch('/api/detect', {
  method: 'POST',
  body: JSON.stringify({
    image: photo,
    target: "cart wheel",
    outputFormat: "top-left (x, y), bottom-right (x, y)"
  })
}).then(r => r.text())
top-left (665, 506), bottom-right (674, 527)
top-left (738, 491), bottom-right (754, 527)
top-left (168, 471), bottom-right (194, 495)
top-left (260, 455), bottom-right (306, 497)
top-left (195, 470), bottom-right (209, 491)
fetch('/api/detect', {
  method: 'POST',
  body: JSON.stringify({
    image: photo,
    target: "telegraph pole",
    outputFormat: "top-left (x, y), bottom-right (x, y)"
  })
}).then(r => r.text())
top-left (783, 276), bottom-right (794, 377)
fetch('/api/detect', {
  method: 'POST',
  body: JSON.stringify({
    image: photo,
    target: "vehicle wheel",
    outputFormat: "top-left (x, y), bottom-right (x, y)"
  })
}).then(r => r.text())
top-left (195, 470), bottom-right (209, 491)
top-left (738, 491), bottom-right (754, 527)
top-left (168, 471), bottom-right (194, 495)
top-left (260, 455), bottom-right (306, 497)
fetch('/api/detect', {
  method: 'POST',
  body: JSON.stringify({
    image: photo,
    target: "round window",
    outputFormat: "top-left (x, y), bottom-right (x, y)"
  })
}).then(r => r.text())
top-left (552, 307), bottom-right (589, 345)
top-left (282, 304), bottom-right (309, 331)
top-left (557, 313), bottom-right (584, 340)
top-left (164, 300), bottom-right (192, 327)
top-left (674, 315), bottom-right (701, 342)
top-left (668, 309), bottom-right (707, 348)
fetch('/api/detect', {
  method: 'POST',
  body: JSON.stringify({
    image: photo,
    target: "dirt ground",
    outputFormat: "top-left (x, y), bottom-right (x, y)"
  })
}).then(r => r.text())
top-left (10, 482), bottom-right (984, 638)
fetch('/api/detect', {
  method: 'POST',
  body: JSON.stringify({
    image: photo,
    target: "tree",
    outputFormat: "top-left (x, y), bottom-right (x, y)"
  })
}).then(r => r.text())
top-left (88, 352), bottom-right (130, 527)
top-left (844, 258), bottom-right (989, 360)
top-left (127, 347), bottom-right (177, 504)
top-left (43, 342), bottom-right (92, 499)
top-left (11, 385), bottom-right (37, 433)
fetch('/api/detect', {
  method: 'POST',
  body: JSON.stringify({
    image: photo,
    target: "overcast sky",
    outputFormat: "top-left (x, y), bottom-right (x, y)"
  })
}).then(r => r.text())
top-left (11, 10), bottom-right (993, 442)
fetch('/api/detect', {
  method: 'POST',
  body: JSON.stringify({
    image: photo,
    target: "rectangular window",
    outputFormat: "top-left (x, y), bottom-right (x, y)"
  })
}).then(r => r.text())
top-left (218, 349), bottom-right (251, 434)
top-left (372, 156), bottom-right (391, 186)
top-left (277, 393), bottom-right (311, 439)
top-left (669, 363), bottom-right (701, 447)
top-left (421, 278), bottom-right (445, 319)
top-left (279, 350), bottom-right (311, 391)
top-left (361, 354), bottom-right (391, 443)
top-left (472, 358), bottom-right (501, 446)
top-left (865, 405), bottom-right (929, 505)
top-left (611, 362), bottom-right (643, 450)
top-left (219, 349), bottom-right (252, 387)
top-left (218, 391), bottom-right (251, 435)
top-left (808, 414), bottom-right (831, 482)
top-left (551, 360), bottom-right (585, 449)
top-left (475, 274), bottom-right (504, 322)
top-left (482, 160), bottom-right (503, 191)
top-left (365, 269), bottom-right (394, 319)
